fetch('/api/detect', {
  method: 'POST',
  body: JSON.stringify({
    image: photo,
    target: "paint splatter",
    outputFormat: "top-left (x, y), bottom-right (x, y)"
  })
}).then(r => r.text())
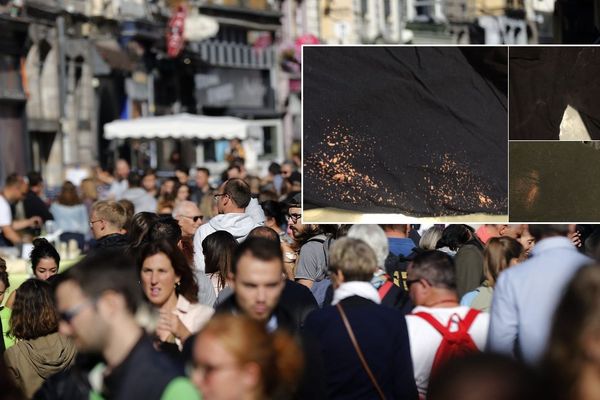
top-left (305, 123), bottom-right (506, 215)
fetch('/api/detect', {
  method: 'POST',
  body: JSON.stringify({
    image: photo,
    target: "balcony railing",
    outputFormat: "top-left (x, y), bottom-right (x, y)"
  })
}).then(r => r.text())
top-left (190, 40), bottom-right (276, 69)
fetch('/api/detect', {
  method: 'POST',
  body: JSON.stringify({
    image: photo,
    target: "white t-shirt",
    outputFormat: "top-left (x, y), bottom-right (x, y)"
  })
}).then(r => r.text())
top-left (405, 306), bottom-right (490, 397)
top-left (0, 194), bottom-right (12, 227)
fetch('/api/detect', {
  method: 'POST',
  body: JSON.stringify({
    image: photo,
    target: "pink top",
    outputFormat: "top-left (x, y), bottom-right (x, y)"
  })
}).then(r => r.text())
top-left (174, 295), bottom-right (214, 349)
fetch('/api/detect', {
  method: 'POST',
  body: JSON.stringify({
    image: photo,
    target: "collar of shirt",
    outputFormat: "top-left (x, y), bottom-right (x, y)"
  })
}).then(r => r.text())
top-left (531, 236), bottom-right (575, 257)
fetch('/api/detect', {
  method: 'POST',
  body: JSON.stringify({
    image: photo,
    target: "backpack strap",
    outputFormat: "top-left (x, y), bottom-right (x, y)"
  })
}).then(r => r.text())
top-left (458, 309), bottom-right (480, 332)
top-left (412, 312), bottom-right (449, 335)
top-left (378, 280), bottom-right (394, 299)
top-left (413, 309), bottom-right (481, 338)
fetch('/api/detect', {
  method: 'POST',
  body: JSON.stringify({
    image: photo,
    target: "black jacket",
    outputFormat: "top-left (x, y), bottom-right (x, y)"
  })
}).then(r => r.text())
top-left (94, 234), bottom-right (128, 251)
top-left (24, 191), bottom-right (53, 222)
top-left (33, 354), bottom-right (100, 400)
top-left (303, 296), bottom-right (418, 400)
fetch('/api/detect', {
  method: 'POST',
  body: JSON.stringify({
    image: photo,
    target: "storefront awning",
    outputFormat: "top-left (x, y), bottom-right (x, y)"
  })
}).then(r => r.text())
top-left (103, 113), bottom-right (248, 140)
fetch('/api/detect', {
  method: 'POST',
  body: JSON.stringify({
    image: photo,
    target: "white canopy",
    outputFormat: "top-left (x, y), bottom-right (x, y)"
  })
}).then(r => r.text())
top-left (103, 113), bottom-right (248, 140)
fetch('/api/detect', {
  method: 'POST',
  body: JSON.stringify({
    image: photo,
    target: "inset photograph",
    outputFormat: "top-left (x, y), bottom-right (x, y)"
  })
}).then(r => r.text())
top-left (303, 46), bottom-right (508, 222)
top-left (510, 141), bottom-right (600, 221)
top-left (510, 47), bottom-right (600, 141)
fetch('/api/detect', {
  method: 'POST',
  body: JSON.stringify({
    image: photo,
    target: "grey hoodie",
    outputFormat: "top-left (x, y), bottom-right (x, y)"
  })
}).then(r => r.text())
top-left (4, 332), bottom-right (76, 398)
top-left (193, 213), bottom-right (260, 273)
top-left (121, 187), bottom-right (157, 214)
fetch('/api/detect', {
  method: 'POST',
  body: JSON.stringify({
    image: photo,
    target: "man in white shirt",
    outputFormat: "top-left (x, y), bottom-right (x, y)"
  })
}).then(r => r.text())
top-left (405, 250), bottom-right (489, 397)
top-left (192, 178), bottom-right (259, 273)
top-left (0, 173), bottom-right (42, 246)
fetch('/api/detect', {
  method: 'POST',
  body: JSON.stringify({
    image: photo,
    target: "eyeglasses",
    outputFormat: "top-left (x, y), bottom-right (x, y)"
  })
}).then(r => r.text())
top-left (213, 193), bottom-right (227, 200)
top-left (59, 299), bottom-right (96, 324)
top-left (89, 219), bottom-right (102, 228)
top-left (182, 215), bottom-right (203, 223)
top-left (286, 213), bottom-right (302, 223)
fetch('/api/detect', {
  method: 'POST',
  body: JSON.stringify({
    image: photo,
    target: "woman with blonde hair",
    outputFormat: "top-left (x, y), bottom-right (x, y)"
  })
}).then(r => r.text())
top-left (461, 236), bottom-right (524, 311)
top-left (191, 314), bottom-right (303, 400)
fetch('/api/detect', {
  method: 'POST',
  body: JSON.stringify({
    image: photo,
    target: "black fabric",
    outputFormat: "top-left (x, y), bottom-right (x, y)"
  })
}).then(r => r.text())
top-left (102, 335), bottom-right (183, 400)
top-left (23, 191), bottom-right (53, 222)
top-left (215, 291), bottom-right (299, 334)
top-left (510, 47), bottom-right (600, 140)
top-left (33, 353), bottom-right (101, 400)
top-left (93, 233), bottom-right (128, 251)
top-left (281, 280), bottom-right (319, 329)
top-left (509, 142), bottom-right (600, 221)
top-left (303, 46), bottom-right (507, 216)
top-left (303, 296), bottom-right (418, 400)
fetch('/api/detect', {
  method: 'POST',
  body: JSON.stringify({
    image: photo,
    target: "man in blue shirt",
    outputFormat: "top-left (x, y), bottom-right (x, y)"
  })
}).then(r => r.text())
top-left (487, 224), bottom-right (591, 365)
top-left (382, 224), bottom-right (416, 257)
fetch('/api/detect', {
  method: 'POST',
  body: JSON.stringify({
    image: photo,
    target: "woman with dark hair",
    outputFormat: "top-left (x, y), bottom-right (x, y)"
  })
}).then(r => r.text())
top-left (49, 181), bottom-right (89, 246)
top-left (437, 224), bottom-right (485, 297)
top-left (139, 240), bottom-right (213, 350)
top-left (261, 201), bottom-right (286, 238)
top-left (541, 264), bottom-right (600, 400)
top-left (191, 314), bottom-right (303, 400)
top-left (175, 184), bottom-right (190, 204)
top-left (127, 212), bottom-right (160, 256)
top-left (202, 231), bottom-right (238, 297)
top-left (29, 238), bottom-right (60, 281)
top-left (4, 279), bottom-right (76, 398)
top-left (5, 238), bottom-right (60, 309)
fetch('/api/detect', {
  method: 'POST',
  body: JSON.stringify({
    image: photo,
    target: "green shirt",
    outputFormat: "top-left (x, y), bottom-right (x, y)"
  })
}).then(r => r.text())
top-left (89, 377), bottom-right (201, 400)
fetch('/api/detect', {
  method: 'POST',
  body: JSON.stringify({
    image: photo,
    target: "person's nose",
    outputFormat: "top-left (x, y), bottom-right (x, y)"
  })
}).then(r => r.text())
top-left (256, 286), bottom-right (266, 302)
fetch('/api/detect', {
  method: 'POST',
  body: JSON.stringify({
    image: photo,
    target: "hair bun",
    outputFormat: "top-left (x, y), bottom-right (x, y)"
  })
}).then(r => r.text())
top-left (32, 238), bottom-right (50, 247)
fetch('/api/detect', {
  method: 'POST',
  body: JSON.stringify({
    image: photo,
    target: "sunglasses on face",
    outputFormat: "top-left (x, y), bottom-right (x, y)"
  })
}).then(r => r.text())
top-left (59, 299), bottom-right (96, 324)
top-left (182, 215), bottom-right (203, 223)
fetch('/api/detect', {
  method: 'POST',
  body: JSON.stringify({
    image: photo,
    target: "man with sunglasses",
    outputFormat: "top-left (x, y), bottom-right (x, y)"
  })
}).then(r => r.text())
top-left (405, 250), bottom-right (489, 397)
top-left (192, 178), bottom-right (259, 274)
top-left (173, 201), bottom-right (203, 238)
top-left (51, 250), bottom-right (199, 399)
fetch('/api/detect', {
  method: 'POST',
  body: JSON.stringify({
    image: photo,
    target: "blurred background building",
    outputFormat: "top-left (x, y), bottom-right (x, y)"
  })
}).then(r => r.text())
top-left (0, 0), bottom-right (598, 186)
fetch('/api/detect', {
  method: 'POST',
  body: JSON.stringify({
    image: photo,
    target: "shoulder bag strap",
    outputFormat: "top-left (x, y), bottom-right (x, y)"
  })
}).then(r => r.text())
top-left (336, 303), bottom-right (387, 400)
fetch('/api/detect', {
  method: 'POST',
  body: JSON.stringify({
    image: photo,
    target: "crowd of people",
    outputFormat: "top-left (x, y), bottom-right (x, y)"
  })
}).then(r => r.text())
top-left (1, 159), bottom-right (600, 399)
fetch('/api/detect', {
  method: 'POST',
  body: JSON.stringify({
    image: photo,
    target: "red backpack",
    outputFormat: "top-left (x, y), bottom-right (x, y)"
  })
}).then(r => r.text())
top-left (412, 309), bottom-right (481, 375)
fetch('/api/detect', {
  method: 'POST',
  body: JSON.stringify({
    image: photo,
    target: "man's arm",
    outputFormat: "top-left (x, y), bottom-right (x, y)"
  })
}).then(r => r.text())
top-left (295, 243), bottom-right (324, 289)
top-left (487, 271), bottom-right (519, 357)
top-left (2, 225), bottom-right (22, 244)
top-left (12, 216), bottom-right (41, 231)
